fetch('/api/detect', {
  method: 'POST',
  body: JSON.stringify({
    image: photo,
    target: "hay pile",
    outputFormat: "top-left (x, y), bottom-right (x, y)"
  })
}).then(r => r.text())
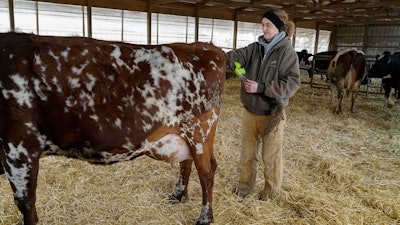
top-left (1, 75), bottom-right (399, 225)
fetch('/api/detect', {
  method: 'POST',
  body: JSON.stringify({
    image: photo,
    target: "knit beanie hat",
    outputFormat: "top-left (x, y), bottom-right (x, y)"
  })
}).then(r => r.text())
top-left (263, 10), bottom-right (284, 31)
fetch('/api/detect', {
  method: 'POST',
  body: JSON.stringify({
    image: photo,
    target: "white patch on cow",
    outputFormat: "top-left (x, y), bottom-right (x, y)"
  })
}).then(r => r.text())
top-left (132, 46), bottom-right (208, 133)
top-left (49, 50), bottom-right (62, 72)
top-left (24, 123), bottom-right (47, 150)
top-left (9, 54), bottom-right (13, 59)
top-left (171, 175), bottom-right (186, 198)
top-left (142, 82), bottom-right (156, 100)
top-left (120, 91), bottom-right (135, 108)
top-left (72, 60), bottom-right (89, 75)
top-left (85, 73), bottom-right (96, 92)
top-left (210, 60), bottom-right (219, 71)
top-left (195, 143), bottom-right (203, 154)
top-left (143, 122), bottom-right (153, 132)
top-left (61, 47), bottom-right (70, 61)
top-left (33, 78), bottom-right (48, 101)
top-left (201, 110), bottom-right (219, 142)
top-left (111, 44), bottom-right (137, 73)
top-left (89, 114), bottom-right (99, 122)
top-left (198, 202), bottom-right (211, 224)
top-left (68, 77), bottom-right (80, 89)
top-left (101, 134), bottom-right (191, 164)
top-left (82, 49), bottom-right (89, 56)
top-left (7, 142), bottom-right (30, 161)
top-left (79, 91), bottom-right (95, 111)
top-left (5, 142), bottom-right (31, 199)
top-left (52, 77), bottom-right (63, 93)
top-left (146, 134), bottom-right (191, 163)
top-left (122, 140), bottom-right (134, 150)
top-left (65, 96), bottom-right (77, 107)
top-left (108, 74), bottom-right (115, 81)
top-left (2, 74), bottom-right (34, 108)
top-left (34, 54), bottom-right (46, 73)
top-left (114, 118), bottom-right (122, 129)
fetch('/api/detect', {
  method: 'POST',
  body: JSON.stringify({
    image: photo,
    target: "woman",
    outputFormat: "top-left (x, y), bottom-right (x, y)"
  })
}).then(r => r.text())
top-left (227, 8), bottom-right (300, 200)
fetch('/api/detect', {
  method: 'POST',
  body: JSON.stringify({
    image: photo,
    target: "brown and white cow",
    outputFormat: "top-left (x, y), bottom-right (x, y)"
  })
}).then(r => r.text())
top-left (327, 49), bottom-right (366, 114)
top-left (0, 32), bottom-right (226, 225)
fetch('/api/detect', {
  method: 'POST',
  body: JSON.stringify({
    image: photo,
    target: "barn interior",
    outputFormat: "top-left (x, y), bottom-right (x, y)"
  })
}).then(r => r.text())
top-left (0, 1), bottom-right (399, 225)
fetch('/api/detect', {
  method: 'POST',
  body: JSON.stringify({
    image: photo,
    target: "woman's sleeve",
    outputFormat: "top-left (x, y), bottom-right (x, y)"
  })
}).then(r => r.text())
top-left (226, 45), bottom-right (252, 70)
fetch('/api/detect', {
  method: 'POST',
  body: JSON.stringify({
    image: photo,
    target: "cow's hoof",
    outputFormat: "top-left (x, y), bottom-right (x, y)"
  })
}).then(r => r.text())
top-left (167, 193), bottom-right (188, 203)
top-left (196, 218), bottom-right (213, 225)
top-left (167, 195), bottom-right (181, 204)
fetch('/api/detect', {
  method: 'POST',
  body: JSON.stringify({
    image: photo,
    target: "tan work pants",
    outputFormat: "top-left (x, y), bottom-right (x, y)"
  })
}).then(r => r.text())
top-left (237, 109), bottom-right (285, 200)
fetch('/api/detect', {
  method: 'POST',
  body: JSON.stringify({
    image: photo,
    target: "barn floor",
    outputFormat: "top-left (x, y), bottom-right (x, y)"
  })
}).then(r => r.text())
top-left (1, 75), bottom-right (399, 225)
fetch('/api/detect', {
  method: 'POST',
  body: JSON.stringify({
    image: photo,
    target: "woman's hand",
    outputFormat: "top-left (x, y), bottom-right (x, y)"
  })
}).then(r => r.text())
top-left (244, 79), bottom-right (258, 93)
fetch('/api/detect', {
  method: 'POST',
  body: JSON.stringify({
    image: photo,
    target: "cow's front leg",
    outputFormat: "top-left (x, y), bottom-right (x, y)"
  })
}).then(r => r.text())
top-left (1, 126), bottom-right (44, 225)
top-left (2, 143), bottom-right (40, 225)
top-left (169, 159), bottom-right (192, 202)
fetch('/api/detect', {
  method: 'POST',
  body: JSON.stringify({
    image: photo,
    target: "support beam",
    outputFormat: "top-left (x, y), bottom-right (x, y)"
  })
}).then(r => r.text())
top-left (233, 9), bottom-right (238, 49)
top-left (8, 0), bottom-right (15, 31)
top-left (36, 0), bottom-right (39, 34)
top-left (147, 1), bottom-right (152, 45)
top-left (87, 0), bottom-right (92, 37)
top-left (314, 23), bottom-right (320, 54)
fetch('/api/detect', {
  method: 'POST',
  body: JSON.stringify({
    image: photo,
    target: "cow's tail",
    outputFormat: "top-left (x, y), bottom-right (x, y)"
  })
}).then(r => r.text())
top-left (0, 162), bottom-right (4, 175)
top-left (0, 138), bottom-right (4, 175)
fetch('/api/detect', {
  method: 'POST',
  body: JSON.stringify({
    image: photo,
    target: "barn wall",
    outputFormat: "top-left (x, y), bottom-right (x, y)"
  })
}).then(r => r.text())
top-left (333, 24), bottom-right (400, 64)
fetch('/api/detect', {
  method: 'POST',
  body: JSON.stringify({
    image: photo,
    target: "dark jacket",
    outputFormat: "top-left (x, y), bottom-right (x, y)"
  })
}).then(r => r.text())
top-left (227, 37), bottom-right (300, 115)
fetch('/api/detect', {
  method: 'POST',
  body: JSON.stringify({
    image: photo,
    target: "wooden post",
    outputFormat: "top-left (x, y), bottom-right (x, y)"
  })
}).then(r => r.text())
top-left (314, 22), bottom-right (320, 54)
top-left (8, 0), bottom-right (14, 31)
top-left (233, 10), bottom-right (238, 49)
top-left (147, 1), bottom-right (152, 45)
top-left (87, 0), bottom-right (92, 38)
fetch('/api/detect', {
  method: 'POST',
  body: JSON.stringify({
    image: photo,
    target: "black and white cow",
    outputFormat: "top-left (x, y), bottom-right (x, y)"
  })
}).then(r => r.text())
top-left (367, 52), bottom-right (400, 113)
top-left (296, 49), bottom-right (313, 77)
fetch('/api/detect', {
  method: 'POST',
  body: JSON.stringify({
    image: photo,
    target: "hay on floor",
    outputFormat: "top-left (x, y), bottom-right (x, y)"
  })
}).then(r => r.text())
top-left (1, 75), bottom-right (399, 225)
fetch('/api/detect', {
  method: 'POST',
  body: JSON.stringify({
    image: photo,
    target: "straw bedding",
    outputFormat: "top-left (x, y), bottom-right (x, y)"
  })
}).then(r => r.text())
top-left (1, 75), bottom-right (399, 225)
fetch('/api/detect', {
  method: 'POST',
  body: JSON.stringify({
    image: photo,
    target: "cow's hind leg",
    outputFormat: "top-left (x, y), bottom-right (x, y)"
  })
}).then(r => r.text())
top-left (169, 159), bottom-right (193, 202)
top-left (350, 89), bottom-right (359, 113)
top-left (193, 151), bottom-right (217, 225)
top-left (335, 85), bottom-right (344, 114)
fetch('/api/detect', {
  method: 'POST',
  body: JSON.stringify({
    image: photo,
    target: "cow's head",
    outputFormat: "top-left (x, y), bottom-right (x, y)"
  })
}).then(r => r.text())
top-left (368, 54), bottom-right (392, 78)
